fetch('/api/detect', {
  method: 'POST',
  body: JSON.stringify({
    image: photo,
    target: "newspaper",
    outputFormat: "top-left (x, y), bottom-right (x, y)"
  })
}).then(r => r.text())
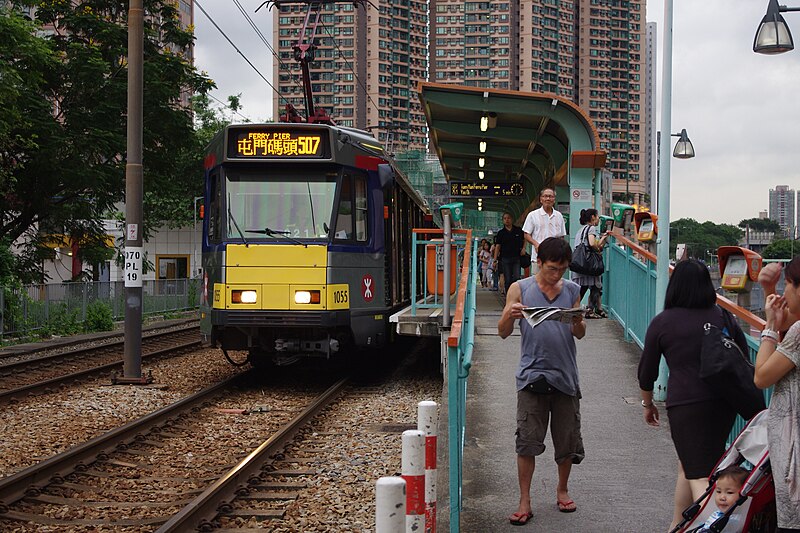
top-left (522, 306), bottom-right (585, 328)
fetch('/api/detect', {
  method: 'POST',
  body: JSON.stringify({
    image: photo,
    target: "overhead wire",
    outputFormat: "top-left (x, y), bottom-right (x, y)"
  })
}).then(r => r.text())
top-left (318, 18), bottom-right (381, 118)
top-left (207, 92), bottom-right (253, 122)
top-left (193, 0), bottom-right (290, 107)
top-left (230, 0), bottom-right (304, 93)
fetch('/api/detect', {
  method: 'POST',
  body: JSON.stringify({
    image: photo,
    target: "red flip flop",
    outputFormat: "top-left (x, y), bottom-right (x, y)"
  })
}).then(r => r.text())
top-left (509, 511), bottom-right (533, 525)
top-left (557, 499), bottom-right (577, 513)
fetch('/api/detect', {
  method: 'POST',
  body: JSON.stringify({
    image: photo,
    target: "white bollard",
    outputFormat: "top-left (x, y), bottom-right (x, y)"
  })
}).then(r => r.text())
top-left (376, 476), bottom-right (406, 533)
top-left (402, 429), bottom-right (426, 533)
top-left (418, 401), bottom-right (438, 533)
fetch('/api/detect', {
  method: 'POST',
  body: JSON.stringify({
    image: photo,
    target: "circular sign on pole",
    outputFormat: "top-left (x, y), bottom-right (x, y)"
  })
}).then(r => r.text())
top-left (362, 274), bottom-right (375, 302)
top-left (572, 189), bottom-right (581, 199)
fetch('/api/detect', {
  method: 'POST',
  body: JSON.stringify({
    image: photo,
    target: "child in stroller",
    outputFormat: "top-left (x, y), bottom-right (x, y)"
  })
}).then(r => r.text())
top-left (672, 410), bottom-right (776, 533)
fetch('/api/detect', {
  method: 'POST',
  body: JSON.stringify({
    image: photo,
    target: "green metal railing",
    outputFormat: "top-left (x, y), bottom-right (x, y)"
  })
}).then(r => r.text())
top-left (445, 234), bottom-right (476, 532)
top-left (603, 233), bottom-right (770, 441)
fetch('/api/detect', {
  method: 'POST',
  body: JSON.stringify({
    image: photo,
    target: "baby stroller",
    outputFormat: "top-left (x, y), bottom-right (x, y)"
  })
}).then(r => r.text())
top-left (671, 410), bottom-right (776, 533)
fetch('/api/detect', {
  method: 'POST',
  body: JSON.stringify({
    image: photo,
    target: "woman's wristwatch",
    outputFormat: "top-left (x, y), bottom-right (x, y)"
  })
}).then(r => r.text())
top-left (761, 329), bottom-right (780, 343)
top-left (641, 400), bottom-right (654, 408)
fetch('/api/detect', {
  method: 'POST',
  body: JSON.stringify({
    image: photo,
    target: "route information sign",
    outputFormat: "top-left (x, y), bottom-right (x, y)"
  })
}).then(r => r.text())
top-left (450, 182), bottom-right (524, 197)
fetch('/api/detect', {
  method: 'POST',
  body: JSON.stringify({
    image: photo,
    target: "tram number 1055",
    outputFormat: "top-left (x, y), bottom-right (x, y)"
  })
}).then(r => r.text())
top-left (333, 289), bottom-right (348, 304)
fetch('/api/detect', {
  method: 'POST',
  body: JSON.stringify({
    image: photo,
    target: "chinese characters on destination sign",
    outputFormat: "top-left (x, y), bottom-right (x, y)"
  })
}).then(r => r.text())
top-left (236, 131), bottom-right (322, 157)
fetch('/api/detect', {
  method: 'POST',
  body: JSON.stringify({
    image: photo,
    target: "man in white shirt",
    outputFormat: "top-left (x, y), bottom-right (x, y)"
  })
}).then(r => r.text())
top-left (522, 188), bottom-right (567, 274)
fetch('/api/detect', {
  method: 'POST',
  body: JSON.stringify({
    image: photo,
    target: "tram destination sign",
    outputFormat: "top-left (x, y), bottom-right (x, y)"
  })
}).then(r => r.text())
top-left (450, 182), bottom-right (525, 197)
top-left (228, 127), bottom-right (329, 159)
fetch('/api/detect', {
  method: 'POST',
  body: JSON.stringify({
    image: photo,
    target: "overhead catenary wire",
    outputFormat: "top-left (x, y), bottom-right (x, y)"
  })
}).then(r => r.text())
top-left (318, 19), bottom-right (380, 118)
top-left (230, 0), bottom-right (304, 92)
top-left (207, 92), bottom-right (253, 122)
top-left (194, 0), bottom-right (290, 107)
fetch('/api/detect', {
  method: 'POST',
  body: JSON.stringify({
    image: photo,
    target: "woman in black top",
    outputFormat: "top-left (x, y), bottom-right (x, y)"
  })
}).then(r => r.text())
top-left (638, 259), bottom-right (748, 531)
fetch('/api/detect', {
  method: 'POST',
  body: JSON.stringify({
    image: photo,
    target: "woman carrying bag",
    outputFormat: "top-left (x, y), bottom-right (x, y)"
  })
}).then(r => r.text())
top-left (570, 209), bottom-right (608, 319)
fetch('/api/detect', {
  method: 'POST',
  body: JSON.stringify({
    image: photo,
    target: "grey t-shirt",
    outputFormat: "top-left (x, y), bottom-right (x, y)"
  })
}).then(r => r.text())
top-left (516, 276), bottom-right (581, 396)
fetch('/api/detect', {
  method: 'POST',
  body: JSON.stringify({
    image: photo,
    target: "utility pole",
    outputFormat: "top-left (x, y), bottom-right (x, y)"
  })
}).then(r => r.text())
top-left (117, 0), bottom-right (150, 385)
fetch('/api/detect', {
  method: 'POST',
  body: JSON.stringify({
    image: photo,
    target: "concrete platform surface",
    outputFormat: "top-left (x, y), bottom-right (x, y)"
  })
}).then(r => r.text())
top-left (460, 288), bottom-right (676, 532)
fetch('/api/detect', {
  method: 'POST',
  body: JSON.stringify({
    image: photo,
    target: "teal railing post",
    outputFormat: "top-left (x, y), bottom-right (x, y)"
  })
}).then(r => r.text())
top-left (447, 235), bottom-right (477, 532)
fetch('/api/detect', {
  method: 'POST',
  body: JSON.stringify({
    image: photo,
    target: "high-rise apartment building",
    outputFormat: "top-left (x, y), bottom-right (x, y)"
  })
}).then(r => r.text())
top-left (273, 0), bottom-right (646, 201)
top-left (431, 1), bottom-right (518, 90)
top-left (769, 185), bottom-right (796, 231)
top-left (272, 1), bottom-right (428, 151)
top-left (431, 0), bottom-right (647, 204)
top-left (645, 22), bottom-right (657, 207)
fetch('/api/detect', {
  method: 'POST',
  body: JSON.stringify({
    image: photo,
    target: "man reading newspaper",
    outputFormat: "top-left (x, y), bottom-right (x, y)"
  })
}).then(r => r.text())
top-left (498, 237), bottom-right (586, 526)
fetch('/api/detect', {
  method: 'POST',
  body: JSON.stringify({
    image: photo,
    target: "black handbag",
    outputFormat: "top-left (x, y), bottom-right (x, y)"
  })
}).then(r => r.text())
top-left (698, 309), bottom-right (766, 420)
top-left (569, 226), bottom-right (604, 276)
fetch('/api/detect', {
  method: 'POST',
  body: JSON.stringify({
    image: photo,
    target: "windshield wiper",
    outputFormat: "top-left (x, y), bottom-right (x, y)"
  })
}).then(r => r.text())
top-left (246, 226), bottom-right (307, 248)
top-left (227, 203), bottom-right (249, 247)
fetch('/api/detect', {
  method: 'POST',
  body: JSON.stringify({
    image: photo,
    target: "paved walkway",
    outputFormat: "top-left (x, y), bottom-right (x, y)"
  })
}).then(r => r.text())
top-left (459, 288), bottom-right (677, 532)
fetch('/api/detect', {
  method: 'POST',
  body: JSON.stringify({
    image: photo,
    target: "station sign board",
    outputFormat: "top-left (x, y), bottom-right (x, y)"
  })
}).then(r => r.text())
top-left (449, 182), bottom-right (524, 197)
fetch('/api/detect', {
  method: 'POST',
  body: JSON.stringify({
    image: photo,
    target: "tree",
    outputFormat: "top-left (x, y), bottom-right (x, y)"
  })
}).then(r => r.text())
top-left (738, 217), bottom-right (781, 233)
top-left (1, 3), bottom-right (213, 281)
top-left (762, 239), bottom-right (798, 260)
top-left (668, 218), bottom-right (743, 259)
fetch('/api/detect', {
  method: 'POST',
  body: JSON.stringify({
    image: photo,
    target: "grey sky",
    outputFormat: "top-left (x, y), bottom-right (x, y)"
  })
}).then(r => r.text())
top-left (193, 0), bottom-right (800, 226)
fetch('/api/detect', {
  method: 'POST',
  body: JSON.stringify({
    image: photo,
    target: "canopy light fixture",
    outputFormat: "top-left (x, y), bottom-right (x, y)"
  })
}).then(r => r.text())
top-left (479, 141), bottom-right (487, 153)
top-left (478, 157), bottom-right (485, 168)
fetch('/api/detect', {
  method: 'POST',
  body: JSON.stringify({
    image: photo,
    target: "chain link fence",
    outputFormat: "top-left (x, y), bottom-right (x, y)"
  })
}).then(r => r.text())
top-left (0, 278), bottom-right (201, 341)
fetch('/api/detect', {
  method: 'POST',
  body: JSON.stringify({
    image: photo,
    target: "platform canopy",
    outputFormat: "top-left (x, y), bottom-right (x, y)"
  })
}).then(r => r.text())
top-left (419, 82), bottom-right (606, 222)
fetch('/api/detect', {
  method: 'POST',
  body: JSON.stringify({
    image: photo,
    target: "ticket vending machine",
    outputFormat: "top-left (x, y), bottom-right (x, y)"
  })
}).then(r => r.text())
top-left (599, 216), bottom-right (616, 234)
top-left (611, 203), bottom-right (636, 237)
top-left (633, 212), bottom-right (658, 243)
top-left (718, 246), bottom-right (762, 308)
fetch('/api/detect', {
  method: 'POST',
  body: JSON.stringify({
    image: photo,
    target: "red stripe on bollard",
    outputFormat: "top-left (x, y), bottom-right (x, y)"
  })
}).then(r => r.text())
top-left (402, 473), bottom-right (426, 515)
top-left (425, 435), bottom-right (437, 469)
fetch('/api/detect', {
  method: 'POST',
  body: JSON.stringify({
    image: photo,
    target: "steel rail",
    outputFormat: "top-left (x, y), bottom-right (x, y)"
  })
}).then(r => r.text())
top-left (0, 337), bottom-right (202, 403)
top-left (156, 377), bottom-right (349, 533)
top-left (0, 373), bottom-right (244, 513)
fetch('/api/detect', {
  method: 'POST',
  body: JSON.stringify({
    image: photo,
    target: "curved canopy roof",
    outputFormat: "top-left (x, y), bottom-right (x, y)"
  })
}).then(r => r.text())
top-left (419, 83), bottom-right (606, 219)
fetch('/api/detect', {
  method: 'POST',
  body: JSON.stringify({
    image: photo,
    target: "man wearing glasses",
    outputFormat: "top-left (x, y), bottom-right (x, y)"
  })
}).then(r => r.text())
top-left (522, 188), bottom-right (567, 274)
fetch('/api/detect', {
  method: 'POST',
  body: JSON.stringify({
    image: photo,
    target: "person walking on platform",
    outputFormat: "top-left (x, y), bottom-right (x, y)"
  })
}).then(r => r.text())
top-left (522, 187), bottom-right (566, 275)
top-left (638, 259), bottom-right (748, 531)
top-left (494, 212), bottom-right (525, 295)
top-left (498, 237), bottom-right (586, 526)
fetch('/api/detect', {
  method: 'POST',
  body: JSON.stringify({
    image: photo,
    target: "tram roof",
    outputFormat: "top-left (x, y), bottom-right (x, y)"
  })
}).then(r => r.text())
top-left (419, 83), bottom-right (606, 220)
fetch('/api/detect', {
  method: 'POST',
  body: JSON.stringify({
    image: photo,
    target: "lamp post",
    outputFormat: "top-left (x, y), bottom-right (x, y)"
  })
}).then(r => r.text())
top-left (193, 196), bottom-right (203, 277)
top-left (654, 0), bottom-right (696, 401)
top-left (754, 0), bottom-right (800, 54)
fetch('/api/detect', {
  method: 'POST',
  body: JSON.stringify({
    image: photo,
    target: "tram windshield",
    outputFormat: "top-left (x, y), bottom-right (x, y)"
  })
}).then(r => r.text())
top-left (224, 167), bottom-right (337, 241)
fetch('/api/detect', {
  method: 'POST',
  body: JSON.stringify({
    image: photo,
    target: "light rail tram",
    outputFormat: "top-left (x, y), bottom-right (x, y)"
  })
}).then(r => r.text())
top-left (199, 122), bottom-right (428, 367)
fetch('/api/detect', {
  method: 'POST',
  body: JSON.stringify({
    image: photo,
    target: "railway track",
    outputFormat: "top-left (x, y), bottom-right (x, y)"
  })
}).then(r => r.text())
top-left (0, 373), bottom-right (349, 531)
top-left (0, 327), bottom-right (201, 403)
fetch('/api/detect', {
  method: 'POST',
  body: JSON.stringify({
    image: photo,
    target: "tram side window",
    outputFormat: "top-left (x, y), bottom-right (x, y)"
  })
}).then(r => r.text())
top-left (208, 171), bottom-right (221, 243)
top-left (335, 175), bottom-right (353, 240)
top-left (354, 175), bottom-right (368, 242)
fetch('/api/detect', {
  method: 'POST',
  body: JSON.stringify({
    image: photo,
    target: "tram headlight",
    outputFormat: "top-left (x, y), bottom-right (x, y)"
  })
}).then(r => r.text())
top-left (294, 290), bottom-right (320, 304)
top-left (231, 290), bottom-right (257, 304)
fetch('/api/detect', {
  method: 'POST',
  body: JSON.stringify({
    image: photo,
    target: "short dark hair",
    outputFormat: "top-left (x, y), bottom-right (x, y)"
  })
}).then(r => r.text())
top-left (537, 237), bottom-right (572, 264)
top-left (579, 208), bottom-right (599, 225)
top-left (664, 259), bottom-right (717, 309)
top-left (784, 256), bottom-right (800, 286)
top-left (716, 465), bottom-right (749, 487)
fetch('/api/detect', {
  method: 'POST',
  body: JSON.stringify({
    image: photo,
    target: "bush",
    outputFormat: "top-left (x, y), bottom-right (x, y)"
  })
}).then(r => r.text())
top-left (40, 303), bottom-right (82, 338)
top-left (84, 301), bottom-right (114, 332)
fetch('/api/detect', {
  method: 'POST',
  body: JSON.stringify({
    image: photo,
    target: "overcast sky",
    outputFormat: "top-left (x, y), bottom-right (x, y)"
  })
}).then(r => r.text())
top-left (193, 0), bottom-right (800, 226)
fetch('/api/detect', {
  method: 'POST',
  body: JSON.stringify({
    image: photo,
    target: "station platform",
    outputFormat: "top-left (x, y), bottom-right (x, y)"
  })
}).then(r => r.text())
top-left (457, 287), bottom-right (677, 532)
